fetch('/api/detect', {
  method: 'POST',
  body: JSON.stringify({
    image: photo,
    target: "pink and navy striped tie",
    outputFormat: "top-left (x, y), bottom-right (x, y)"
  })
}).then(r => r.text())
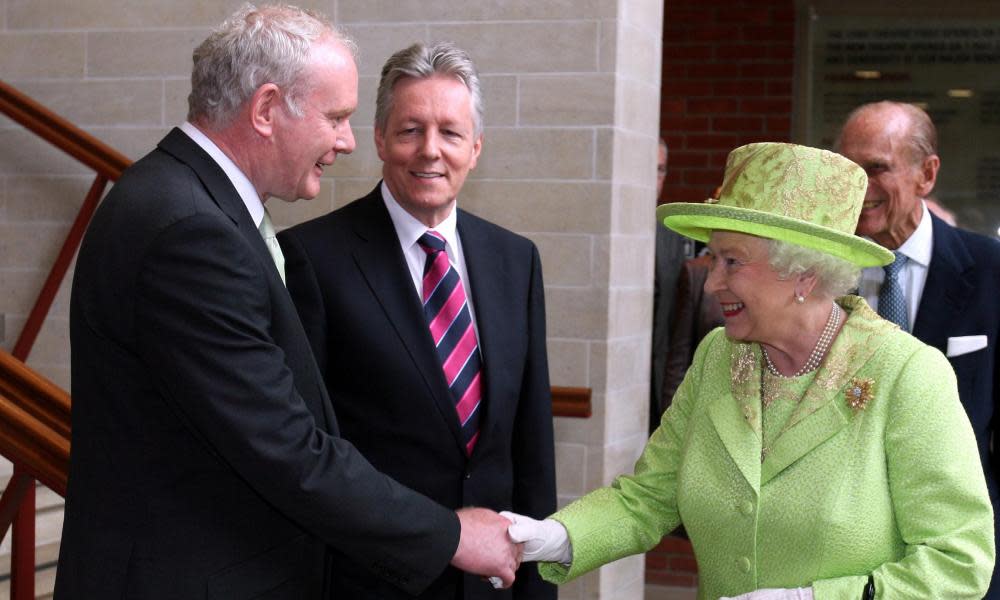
top-left (417, 231), bottom-right (481, 455)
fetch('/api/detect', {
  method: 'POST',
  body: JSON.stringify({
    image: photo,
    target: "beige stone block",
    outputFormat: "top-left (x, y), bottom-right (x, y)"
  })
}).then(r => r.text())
top-left (545, 286), bottom-right (606, 340)
top-left (475, 129), bottom-right (593, 180)
top-left (327, 125), bottom-right (381, 179)
top-left (588, 337), bottom-right (608, 393)
top-left (340, 1), bottom-right (614, 23)
top-left (458, 181), bottom-right (610, 235)
top-left (598, 20), bottom-right (617, 73)
top-left (554, 396), bottom-right (605, 447)
top-left (606, 335), bottom-right (650, 393)
top-left (604, 431), bottom-right (647, 483)
top-left (6, 176), bottom-right (94, 223)
top-left (519, 74), bottom-right (615, 127)
top-left (430, 22), bottom-right (599, 73)
top-left (606, 383), bottom-right (649, 444)
top-left (333, 177), bottom-right (381, 208)
top-left (0, 130), bottom-right (105, 180)
top-left (623, 0), bottom-right (664, 36)
top-left (0, 33), bottom-right (85, 79)
top-left (482, 76), bottom-right (516, 127)
top-left (609, 287), bottom-right (652, 338)
top-left (595, 128), bottom-right (613, 181)
top-left (87, 127), bottom-right (172, 163)
top-left (7, 0), bottom-right (326, 30)
top-left (614, 130), bottom-right (655, 188)
top-left (165, 79), bottom-right (193, 126)
top-left (0, 223), bottom-right (69, 269)
top-left (268, 181), bottom-right (335, 229)
top-left (554, 442), bottom-right (587, 497)
top-left (617, 78), bottom-right (661, 135)
top-left (608, 234), bottom-right (653, 287)
top-left (546, 338), bottom-right (589, 388)
top-left (532, 233), bottom-right (591, 287)
top-left (354, 75), bottom-right (379, 130)
top-left (15, 81), bottom-right (162, 127)
top-left (88, 30), bottom-right (207, 78)
top-left (341, 24), bottom-right (428, 78)
top-left (616, 23), bottom-right (661, 83)
top-left (591, 233), bottom-right (610, 288)
top-left (0, 270), bottom-right (47, 318)
top-left (599, 554), bottom-right (645, 600)
top-left (613, 184), bottom-right (658, 236)
top-left (24, 315), bottom-right (70, 367)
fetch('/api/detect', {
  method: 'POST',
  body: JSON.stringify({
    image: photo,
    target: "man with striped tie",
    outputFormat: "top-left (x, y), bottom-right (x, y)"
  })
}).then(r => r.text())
top-left (279, 41), bottom-right (556, 600)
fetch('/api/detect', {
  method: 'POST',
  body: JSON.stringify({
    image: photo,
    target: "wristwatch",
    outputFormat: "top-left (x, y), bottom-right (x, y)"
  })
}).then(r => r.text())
top-left (861, 575), bottom-right (875, 600)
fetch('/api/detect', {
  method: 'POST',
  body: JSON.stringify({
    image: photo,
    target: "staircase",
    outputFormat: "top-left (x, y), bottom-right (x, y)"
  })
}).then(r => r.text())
top-left (0, 462), bottom-right (61, 600)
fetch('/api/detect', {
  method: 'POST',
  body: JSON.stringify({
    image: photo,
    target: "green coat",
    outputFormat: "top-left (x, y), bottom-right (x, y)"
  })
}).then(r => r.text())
top-left (541, 297), bottom-right (994, 599)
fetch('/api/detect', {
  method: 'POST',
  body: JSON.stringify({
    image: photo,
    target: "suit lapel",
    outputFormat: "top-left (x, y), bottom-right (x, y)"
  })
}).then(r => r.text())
top-left (349, 191), bottom-right (467, 452)
top-left (157, 128), bottom-right (337, 433)
top-left (158, 129), bottom-right (276, 280)
top-left (710, 341), bottom-right (762, 493)
top-left (913, 215), bottom-right (974, 351)
top-left (457, 213), bottom-right (507, 456)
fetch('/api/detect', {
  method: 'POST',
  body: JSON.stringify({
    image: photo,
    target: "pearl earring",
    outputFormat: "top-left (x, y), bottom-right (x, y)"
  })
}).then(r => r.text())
top-left (795, 294), bottom-right (805, 304)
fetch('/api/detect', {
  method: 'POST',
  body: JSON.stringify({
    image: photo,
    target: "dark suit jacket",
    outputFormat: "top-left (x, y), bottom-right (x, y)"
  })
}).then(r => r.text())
top-left (278, 185), bottom-right (557, 600)
top-left (651, 226), bottom-right (694, 433)
top-left (55, 130), bottom-right (458, 600)
top-left (911, 214), bottom-right (1000, 598)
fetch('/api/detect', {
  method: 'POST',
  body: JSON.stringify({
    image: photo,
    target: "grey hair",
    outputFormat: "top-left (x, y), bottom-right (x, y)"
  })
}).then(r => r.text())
top-left (766, 239), bottom-right (860, 299)
top-left (188, 3), bottom-right (357, 128)
top-left (835, 100), bottom-right (937, 167)
top-left (374, 41), bottom-right (483, 137)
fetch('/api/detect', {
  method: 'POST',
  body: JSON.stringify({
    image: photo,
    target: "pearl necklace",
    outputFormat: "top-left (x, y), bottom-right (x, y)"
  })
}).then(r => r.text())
top-left (762, 302), bottom-right (842, 378)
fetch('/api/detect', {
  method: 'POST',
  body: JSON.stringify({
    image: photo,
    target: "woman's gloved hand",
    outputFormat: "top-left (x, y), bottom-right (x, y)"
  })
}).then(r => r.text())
top-left (500, 511), bottom-right (572, 564)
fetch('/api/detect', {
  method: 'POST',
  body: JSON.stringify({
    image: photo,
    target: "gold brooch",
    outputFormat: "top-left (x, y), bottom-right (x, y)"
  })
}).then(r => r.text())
top-left (845, 378), bottom-right (875, 412)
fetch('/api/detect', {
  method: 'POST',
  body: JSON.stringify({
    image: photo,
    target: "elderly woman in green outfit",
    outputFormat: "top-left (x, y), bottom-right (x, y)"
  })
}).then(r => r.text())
top-left (503, 143), bottom-right (994, 599)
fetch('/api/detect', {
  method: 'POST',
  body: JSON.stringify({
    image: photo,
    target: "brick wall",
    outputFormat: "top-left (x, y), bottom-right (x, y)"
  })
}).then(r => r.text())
top-left (647, 0), bottom-right (796, 591)
top-left (659, 0), bottom-right (795, 204)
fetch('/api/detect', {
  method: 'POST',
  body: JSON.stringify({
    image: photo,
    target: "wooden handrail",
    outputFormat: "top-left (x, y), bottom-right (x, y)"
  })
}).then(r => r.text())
top-left (0, 350), bottom-right (70, 496)
top-left (551, 386), bottom-right (592, 418)
top-left (0, 80), bottom-right (130, 180)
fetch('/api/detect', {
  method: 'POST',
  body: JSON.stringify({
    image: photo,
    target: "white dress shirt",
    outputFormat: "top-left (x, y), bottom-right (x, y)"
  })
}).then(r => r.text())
top-left (381, 181), bottom-right (480, 335)
top-left (179, 122), bottom-right (265, 230)
top-left (857, 201), bottom-right (933, 330)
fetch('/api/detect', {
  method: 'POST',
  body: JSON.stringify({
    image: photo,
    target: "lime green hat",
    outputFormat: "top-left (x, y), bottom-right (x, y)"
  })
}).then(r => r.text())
top-left (657, 142), bottom-right (893, 268)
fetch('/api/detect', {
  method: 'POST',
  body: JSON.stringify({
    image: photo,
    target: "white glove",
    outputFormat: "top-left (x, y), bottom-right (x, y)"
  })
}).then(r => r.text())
top-left (500, 511), bottom-right (572, 564)
top-left (720, 587), bottom-right (814, 600)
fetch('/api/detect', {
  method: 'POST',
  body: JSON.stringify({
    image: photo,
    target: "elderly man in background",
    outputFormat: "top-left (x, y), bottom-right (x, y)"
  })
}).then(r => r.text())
top-left (56, 5), bottom-right (519, 599)
top-left (279, 41), bottom-right (556, 600)
top-left (836, 100), bottom-right (1000, 598)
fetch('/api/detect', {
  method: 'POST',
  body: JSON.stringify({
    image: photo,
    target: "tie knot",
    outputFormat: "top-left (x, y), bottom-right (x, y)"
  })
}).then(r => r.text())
top-left (884, 251), bottom-right (907, 278)
top-left (418, 231), bottom-right (447, 254)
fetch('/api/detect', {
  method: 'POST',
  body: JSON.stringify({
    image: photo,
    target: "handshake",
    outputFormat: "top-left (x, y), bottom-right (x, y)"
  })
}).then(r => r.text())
top-left (449, 508), bottom-right (571, 589)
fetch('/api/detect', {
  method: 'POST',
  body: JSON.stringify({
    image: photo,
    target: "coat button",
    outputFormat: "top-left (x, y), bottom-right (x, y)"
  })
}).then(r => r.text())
top-left (738, 557), bottom-right (751, 573)
top-left (464, 471), bottom-right (472, 480)
top-left (739, 500), bottom-right (754, 516)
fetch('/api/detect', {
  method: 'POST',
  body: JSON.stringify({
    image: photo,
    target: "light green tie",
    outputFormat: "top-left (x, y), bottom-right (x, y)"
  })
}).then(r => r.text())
top-left (258, 209), bottom-right (286, 285)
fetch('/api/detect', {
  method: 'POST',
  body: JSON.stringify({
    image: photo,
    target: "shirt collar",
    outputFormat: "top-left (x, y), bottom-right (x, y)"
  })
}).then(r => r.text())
top-left (895, 201), bottom-right (933, 268)
top-left (179, 121), bottom-right (265, 228)
top-left (381, 180), bottom-right (459, 251)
